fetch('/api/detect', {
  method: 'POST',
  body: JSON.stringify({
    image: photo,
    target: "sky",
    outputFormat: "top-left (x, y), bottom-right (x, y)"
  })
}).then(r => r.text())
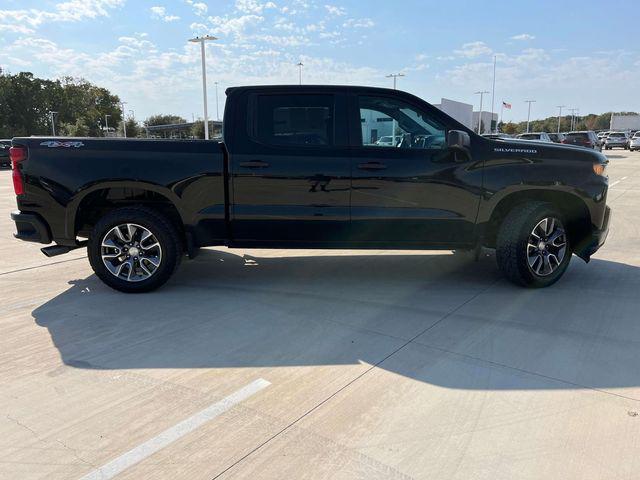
top-left (0, 0), bottom-right (638, 123)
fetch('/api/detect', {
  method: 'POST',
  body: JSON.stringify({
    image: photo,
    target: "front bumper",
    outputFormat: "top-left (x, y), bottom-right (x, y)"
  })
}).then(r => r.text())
top-left (11, 211), bottom-right (52, 244)
top-left (577, 206), bottom-right (611, 261)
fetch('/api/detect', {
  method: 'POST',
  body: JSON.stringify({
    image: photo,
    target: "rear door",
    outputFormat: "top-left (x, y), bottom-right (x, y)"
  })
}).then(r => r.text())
top-left (347, 93), bottom-right (483, 246)
top-left (229, 90), bottom-right (351, 244)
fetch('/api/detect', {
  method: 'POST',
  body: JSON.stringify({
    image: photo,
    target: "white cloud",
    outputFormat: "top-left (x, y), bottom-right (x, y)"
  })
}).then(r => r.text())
top-left (0, 24), bottom-right (35, 34)
top-left (190, 22), bottom-right (209, 34)
top-left (0, 0), bottom-right (125, 29)
top-left (342, 18), bottom-right (374, 28)
top-left (511, 33), bottom-right (535, 41)
top-left (208, 14), bottom-right (264, 40)
top-left (454, 41), bottom-right (492, 58)
top-left (235, 0), bottom-right (277, 14)
top-left (150, 6), bottom-right (180, 22)
top-left (192, 2), bottom-right (208, 15)
top-left (324, 5), bottom-right (346, 16)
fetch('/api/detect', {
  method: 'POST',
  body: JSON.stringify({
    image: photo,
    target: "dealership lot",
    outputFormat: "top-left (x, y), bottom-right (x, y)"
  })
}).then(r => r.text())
top-left (1, 151), bottom-right (640, 480)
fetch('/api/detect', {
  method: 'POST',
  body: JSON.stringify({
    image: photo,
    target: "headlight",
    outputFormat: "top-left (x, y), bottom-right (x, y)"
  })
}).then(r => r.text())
top-left (593, 163), bottom-right (607, 176)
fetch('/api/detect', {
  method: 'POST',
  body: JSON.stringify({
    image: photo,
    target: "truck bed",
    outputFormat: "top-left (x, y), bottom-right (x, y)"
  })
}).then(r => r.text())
top-left (12, 137), bottom-right (227, 246)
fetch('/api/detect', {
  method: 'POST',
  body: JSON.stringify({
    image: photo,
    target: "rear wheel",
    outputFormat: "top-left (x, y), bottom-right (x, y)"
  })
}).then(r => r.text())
top-left (88, 206), bottom-right (182, 293)
top-left (496, 202), bottom-right (572, 288)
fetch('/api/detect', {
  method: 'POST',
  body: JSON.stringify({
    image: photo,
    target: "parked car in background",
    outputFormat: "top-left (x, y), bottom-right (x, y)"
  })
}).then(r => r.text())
top-left (548, 133), bottom-right (566, 143)
top-left (0, 145), bottom-right (10, 169)
top-left (604, 131), bottom-right (630, 150)
top-left (0, 139), bottom-right (12, 148)
top-left (481, 133), bottom-right (512, 139)
top-left (375, 136), bottom-right (396, 146)
top-left (516, 132), bottom-right (553, 142)
top-left (562, 131), bottom-right (602, 151)
top-left (629, 132), bottom-right (640, 151)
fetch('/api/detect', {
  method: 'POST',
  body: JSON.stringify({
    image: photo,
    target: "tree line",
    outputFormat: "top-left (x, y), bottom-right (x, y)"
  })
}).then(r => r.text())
top-left (0, 71), bottom-right (211, 139)
top-left (499, 111), bottom-right (638, 135)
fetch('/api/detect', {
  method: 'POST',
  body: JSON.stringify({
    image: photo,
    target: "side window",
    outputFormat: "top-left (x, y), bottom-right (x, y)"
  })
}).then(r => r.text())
top-left (359, 96), bottom-right (446, 149)
top-left (254, 94), bottom-right (334, 146)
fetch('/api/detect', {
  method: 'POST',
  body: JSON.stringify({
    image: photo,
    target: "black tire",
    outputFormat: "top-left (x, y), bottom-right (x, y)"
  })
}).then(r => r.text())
top-left (88, 206), bottom-right (183, 293)
top-left (496, 202), bottom-right (572, 288)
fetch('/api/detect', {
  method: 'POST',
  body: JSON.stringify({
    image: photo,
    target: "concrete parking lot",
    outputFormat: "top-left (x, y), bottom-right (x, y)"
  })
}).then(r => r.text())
top-left (1, 150), bottom-right (639, 480)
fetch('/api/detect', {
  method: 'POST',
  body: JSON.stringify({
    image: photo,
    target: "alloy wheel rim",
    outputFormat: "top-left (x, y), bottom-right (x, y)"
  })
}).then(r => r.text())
top-left (526, 217), bottom-right (567, 277)
top-left (101, 223), bottom-right (162, 282)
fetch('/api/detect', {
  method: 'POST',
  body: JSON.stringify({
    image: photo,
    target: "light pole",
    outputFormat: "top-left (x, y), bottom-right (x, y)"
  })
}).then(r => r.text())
top-left (475, 91), bottom-right (490, 134)
top-left (490, 55), bottom-right (497, 133)
top-left (568, 108), bottom-right (578, 131)
top-left (189, 35), bottom-right (218, 140)
top-left (296, 62), bottom-right (304, 85)
top-left (104, 114), bottom-right (111, 137)
top-left (386, 73), bottom-right (405, 90)
top-left (214, 81), bottom-right (220, 120)
top-left (120, 101), bottom-right (128, 138)
top-left (387, 74), bottom-right (405, 144)
top-left (48, 111), bottom-right (57, 136)
top-left (556, 105), bottom-right (565, 133)
top-left (524, 100), bottom-right (536, 133)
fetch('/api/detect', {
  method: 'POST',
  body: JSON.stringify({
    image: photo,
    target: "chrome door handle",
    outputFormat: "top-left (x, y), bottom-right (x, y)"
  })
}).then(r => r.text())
top-left (357, 162), bottom-right (387, 170)
top-left (239, 161), bottom-right (270, 168)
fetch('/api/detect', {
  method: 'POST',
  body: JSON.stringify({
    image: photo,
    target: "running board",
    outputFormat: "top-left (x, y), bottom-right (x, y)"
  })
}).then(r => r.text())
top-left (41, 241), bottom-right (87, 258)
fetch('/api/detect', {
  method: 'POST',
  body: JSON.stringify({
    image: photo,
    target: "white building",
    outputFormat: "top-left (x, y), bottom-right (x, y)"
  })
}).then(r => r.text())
top-left (610, 114), bottom-right (640, 131)
top-left (434, 98), bottom-right (473, 129)
top-left (360, 107), bottom-right (394, 144)
top-left (472, 111), bottom-right (499, 134)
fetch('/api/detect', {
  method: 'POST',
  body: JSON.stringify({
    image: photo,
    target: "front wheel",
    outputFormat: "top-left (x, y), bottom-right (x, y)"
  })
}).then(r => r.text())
top-left (88, 206), bottom-right (183, 293)
top-left (496, 202), bottom-right (572, 288)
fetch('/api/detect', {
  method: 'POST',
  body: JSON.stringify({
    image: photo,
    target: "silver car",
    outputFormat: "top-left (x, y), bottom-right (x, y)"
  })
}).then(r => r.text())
top-left (630, 132), bottom-right (640, 152)
top-left (604, 132), bottom-right (629, 150)
top-left (515, 132), bottom-right (553, 142)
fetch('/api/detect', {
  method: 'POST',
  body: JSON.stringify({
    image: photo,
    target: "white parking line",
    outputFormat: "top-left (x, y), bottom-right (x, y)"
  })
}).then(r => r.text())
top-left (610, 176), bottom-right (628, 189)
top-left (78, 378), bottom-right (271, 480)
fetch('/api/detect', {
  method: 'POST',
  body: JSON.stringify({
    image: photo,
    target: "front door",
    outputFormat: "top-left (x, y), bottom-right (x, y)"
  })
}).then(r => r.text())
top-left (230, 91), bottom-right (351, 244)
top-left (349, 93), bottom-right (483, 247)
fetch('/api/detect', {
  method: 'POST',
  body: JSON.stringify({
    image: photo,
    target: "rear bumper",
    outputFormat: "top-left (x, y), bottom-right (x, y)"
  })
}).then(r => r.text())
top-left (11, 211), bottom-right (52, 244)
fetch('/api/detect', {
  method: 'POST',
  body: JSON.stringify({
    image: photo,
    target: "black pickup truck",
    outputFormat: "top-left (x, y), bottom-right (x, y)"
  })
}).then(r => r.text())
top-left (9, 85), bottom-right (610, 292)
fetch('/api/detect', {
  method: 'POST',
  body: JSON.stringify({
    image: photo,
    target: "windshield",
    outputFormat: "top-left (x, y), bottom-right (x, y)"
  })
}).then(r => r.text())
top-left (609, 133), bottom-right (625, 137)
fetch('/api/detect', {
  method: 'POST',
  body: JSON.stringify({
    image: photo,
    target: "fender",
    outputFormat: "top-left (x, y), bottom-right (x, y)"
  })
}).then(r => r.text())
top-left (64, 180), bottom-right (188, 239)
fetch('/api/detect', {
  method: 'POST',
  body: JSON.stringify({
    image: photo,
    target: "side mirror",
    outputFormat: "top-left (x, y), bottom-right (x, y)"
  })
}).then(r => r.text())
top-left (447, 130), bottom-right (471, 150)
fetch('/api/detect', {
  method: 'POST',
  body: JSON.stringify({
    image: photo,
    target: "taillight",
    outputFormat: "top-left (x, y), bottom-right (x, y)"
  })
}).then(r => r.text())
top-left (9, 146), bottom-right (26, 195)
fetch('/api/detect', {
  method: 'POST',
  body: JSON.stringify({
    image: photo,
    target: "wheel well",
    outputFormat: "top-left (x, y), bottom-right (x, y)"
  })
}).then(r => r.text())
top-left (484, 190), bottom-right (591, 249)
top-left (74, 188), bottom-right (184, 241)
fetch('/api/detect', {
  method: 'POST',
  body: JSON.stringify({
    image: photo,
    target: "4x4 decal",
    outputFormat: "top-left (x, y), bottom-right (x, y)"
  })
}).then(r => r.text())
top-left (40, 141), bottom-right (85, 148)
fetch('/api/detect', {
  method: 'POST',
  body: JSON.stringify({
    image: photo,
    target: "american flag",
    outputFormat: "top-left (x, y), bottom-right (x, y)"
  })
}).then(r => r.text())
top-left (502, 101), bottom-right (512, 109)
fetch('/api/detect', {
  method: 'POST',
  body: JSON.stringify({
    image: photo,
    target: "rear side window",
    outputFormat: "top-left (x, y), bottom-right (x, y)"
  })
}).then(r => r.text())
top-left (254, 94), bottom-right (334, 146)
top-left (566, 133), bottom-right (589, 140)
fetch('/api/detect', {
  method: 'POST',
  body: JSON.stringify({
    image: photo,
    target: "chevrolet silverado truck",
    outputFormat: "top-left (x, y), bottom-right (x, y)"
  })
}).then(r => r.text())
top-left (9, 85), bottom-right (610, 292)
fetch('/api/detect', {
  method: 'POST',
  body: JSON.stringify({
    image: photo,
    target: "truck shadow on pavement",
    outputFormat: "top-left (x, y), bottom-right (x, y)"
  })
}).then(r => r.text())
top-left (32, 248), bottom-right (640, 392)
